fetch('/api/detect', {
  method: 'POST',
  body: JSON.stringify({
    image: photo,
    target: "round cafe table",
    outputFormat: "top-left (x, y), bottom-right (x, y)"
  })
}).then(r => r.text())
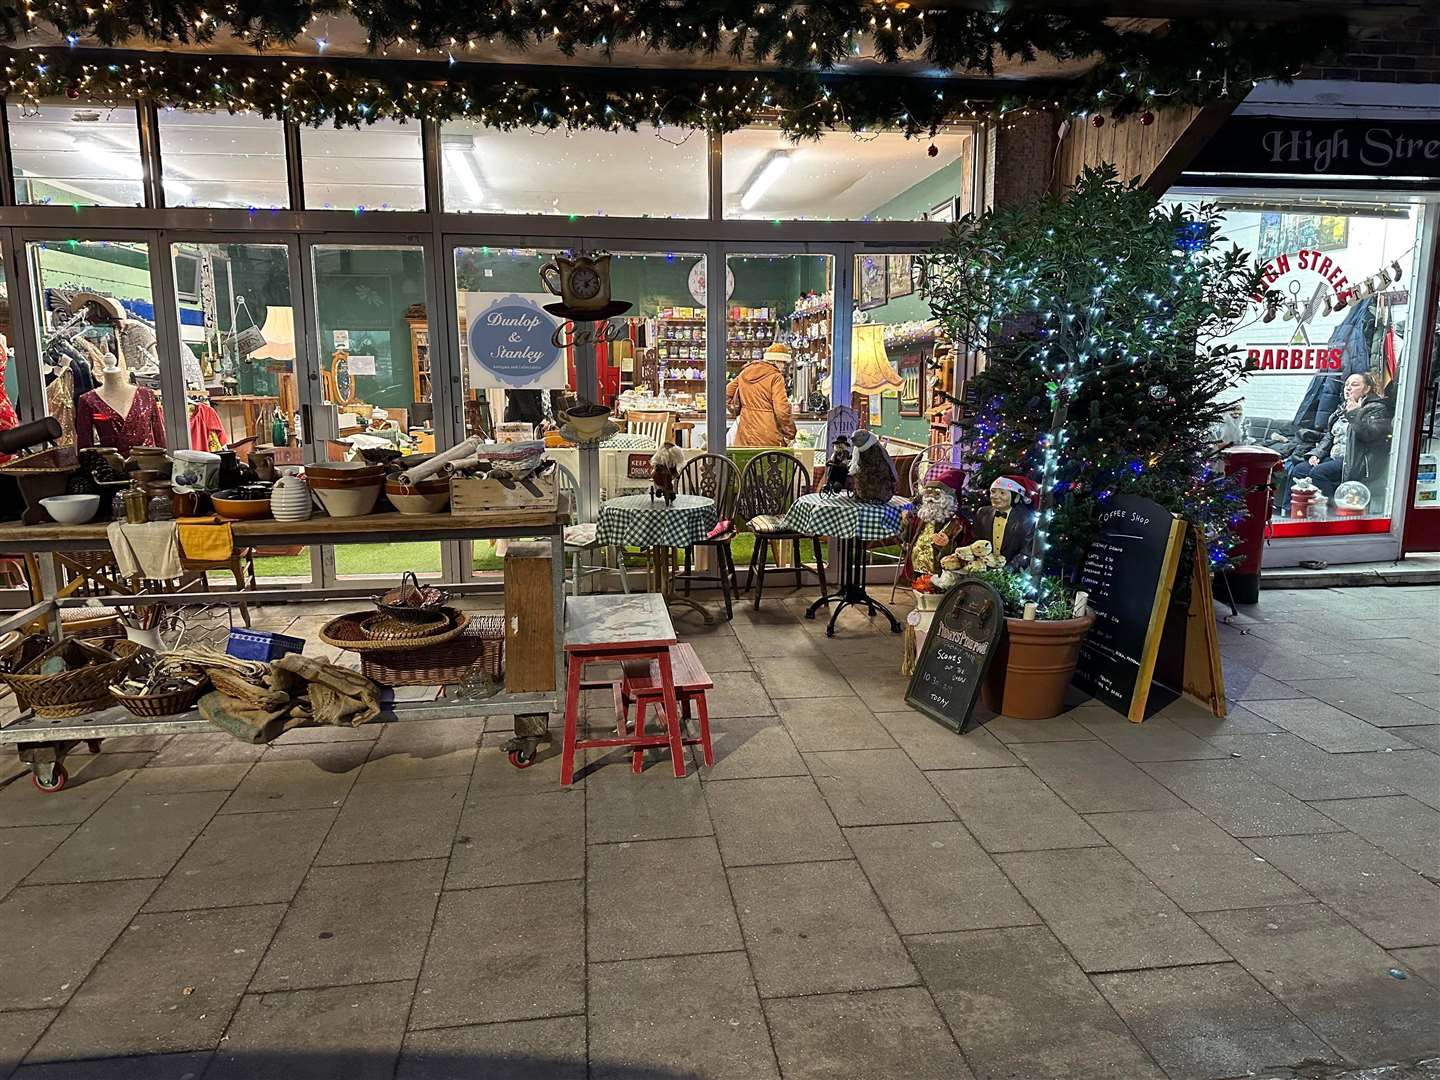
top-left (782, 492), bottom-right (910, 636)
top-left (597, 493), bottom-right (718, 623)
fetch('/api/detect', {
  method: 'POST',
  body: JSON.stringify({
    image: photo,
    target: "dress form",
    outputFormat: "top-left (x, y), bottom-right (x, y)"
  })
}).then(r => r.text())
top-left (94, 363), bottom-right (138, 419)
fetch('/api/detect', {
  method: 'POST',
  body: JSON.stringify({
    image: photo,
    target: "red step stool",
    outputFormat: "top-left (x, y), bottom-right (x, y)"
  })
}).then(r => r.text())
top-left (615, 642), bottom-right (714, 775)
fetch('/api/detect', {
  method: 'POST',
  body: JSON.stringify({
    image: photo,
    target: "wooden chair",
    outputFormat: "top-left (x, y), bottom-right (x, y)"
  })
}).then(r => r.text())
top-left (179, 548), bottom-right (257, 628)
top-left (556, 463), bottom-right (629, 596)
top-left (625, 410), bottom-right (674, 447)
top-left (736, 451), bottom-right (826, 610)
top-left (674, 453), bottom-right (740, 620)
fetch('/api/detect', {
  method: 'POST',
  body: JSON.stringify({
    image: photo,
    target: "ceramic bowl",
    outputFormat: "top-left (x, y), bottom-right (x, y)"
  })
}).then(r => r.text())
top-left (310, 477), bottom-right (383, 518)
top-left (40, 493), bottom-right (101, 524)
top-left (306, 461), bottom-right (387, 485)
top-left (385, 478), bottom-right (451, 515)
top-left (211, 487), bottom-right (274, 521)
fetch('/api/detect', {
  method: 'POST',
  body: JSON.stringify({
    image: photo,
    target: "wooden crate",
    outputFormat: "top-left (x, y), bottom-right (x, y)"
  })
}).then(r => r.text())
top-left (450, 471), bottom-right (559, 513)
top-left (503, 542), bottom-right (556, 693)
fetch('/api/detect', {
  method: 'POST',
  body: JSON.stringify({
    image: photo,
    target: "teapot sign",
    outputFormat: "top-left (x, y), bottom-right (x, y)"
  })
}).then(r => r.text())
top-left (465, 292), bottom-right (568, 389)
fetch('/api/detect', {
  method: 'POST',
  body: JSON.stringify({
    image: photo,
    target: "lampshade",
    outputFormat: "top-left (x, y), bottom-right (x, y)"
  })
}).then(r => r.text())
top-left (849, 323), bottom-right (902, 396)
top-left (251, 306), bottom-right (296, 360)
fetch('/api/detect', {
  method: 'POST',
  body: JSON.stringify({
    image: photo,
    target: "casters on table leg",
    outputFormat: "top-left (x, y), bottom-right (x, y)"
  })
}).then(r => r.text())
top-left (31, 762), bottom-right (67, 793)
top-left (506, 743), bottom-right (538, 769)
top-left (505, 713), bottom-right (549, 769)
top-left (85, 739), bottom-right (103, 754)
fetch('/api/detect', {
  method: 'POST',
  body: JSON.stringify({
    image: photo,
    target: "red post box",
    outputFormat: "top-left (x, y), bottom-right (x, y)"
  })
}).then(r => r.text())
top-left (1220, 445), bottom-right (1283, 605)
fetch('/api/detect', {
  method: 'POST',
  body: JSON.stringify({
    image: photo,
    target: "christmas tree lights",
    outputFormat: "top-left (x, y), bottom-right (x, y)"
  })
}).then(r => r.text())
top-left (924, 165), bottom-right (1275, 592)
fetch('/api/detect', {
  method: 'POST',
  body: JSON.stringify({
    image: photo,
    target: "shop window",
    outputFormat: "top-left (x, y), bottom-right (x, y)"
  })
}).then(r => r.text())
top-left (157, 109), bottom-right (289, 209)
top-left (439, 124), bottom-right (707, 218)
top-left (848, 253), bottom-right (942, 492)
top-left (1177, 200), bottom-right (1425, 537)
top-left (26, 238), bottom-right (160, 455)
top-left (310, 244), bottom-right (439, 579)
top-left (300, 119), bottom-right (425, 211)
top-left (723, 126), bottom-right (976, 221)
top-left (7, 101), bottom-right (145, 207)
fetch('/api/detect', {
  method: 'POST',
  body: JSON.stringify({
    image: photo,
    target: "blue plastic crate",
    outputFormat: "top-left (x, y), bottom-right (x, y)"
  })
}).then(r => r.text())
top-left (225, 629), bottom-right (305, 663)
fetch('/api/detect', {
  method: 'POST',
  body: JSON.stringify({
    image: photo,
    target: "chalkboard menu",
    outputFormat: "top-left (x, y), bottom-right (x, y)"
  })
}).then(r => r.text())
top-left (1072, 494), bottom-right (1186, 721)
top-left (905, 578), bottom-right (1006, 734)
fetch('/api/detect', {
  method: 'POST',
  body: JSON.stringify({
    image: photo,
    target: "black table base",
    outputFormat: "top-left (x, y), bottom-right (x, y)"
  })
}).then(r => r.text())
top-left (805, 538), bottom-right (903, 637)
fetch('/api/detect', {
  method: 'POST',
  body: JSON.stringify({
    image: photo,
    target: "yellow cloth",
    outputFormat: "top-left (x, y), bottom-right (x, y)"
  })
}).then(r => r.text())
top-left (176, 516), bottom-right (235, 563)
top-left (990, 511), bottom-right (1008, 554)
top-left (912, 522), bottom-right (937, 575)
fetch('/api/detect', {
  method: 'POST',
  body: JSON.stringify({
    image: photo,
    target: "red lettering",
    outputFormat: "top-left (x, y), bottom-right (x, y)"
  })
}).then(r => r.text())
top-left (1328, 348), bottom-right (1343, 370)
top-left (1298, 250), bottom-right (1311, 270)
top-left (1317, 256), bottom-right (1333, 278)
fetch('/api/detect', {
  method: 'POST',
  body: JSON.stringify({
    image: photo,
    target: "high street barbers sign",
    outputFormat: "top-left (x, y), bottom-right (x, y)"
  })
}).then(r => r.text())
top-left (1190, 117), bottom-right (1440, 181)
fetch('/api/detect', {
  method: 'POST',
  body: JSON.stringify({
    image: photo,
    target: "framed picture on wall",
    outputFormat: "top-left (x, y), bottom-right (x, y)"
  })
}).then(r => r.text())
top-left (925, 198), bottom-right (957, 223)
top-left (858, 254), bottom-right (888, 310)
top-left (898, 352), bottom-right (923, 417)
top-left (887, 255), bottom-right (914, 299)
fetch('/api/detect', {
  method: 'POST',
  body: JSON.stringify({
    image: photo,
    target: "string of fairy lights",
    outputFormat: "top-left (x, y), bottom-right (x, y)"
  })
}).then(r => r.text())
top-left (0, 4), bottom-right (1349, 132)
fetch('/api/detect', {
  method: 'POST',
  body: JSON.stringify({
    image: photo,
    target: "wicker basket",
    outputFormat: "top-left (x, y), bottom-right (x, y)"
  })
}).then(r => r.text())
top-left (360, 615), bottom-right (504, 687)
top-left (109, 679), bottom-right (208, 717)
top-left (320, 607), bottom-right (468, 652)
top-left (0, 638), bottom-right (143, 719)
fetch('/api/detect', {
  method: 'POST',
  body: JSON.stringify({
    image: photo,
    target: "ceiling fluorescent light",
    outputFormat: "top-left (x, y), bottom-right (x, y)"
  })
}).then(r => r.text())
top-left (740, 150), bottom-right (793, 211)
top-left (443, 140), bottom-right (485, 204)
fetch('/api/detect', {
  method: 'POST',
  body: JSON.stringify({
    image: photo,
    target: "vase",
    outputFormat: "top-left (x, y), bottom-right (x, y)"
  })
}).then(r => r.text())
top-left (980, 614), bottom-right (1094, 721)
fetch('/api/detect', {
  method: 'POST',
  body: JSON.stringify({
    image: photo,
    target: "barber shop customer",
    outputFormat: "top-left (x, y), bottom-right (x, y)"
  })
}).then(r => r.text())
top-left (1285, 371), bottom-right (1391, 500)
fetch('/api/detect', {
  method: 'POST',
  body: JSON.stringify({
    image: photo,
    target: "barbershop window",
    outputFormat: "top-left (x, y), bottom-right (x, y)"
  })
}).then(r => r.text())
top-left (1193, 201), bottom-right (1424, 537)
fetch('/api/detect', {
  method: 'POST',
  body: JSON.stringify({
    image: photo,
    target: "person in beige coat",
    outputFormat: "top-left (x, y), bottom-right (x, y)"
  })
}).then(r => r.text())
top-left (726, 342), bottom-right (797, 447)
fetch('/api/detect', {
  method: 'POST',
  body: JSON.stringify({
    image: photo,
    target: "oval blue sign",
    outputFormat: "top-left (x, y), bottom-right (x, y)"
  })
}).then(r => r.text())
top-left (467, 294), bottom-right (564, 388)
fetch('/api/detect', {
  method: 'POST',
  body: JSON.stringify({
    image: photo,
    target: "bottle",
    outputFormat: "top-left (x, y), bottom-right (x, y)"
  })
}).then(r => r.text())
top-left (271, 407), bottom-right (287, 447)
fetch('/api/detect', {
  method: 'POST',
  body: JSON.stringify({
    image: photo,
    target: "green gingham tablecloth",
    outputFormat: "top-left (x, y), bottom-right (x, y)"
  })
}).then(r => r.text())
top-left (781, 493), bottom-right (910, 540)
top-left (596, 493), bottom-right (718, 548)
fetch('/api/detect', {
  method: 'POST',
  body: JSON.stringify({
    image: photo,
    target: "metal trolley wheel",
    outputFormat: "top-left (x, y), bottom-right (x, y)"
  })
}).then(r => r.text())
top-left (31, 763), bottom-right (67, 793)
top-left (504, 712), bottom-right (550, 769)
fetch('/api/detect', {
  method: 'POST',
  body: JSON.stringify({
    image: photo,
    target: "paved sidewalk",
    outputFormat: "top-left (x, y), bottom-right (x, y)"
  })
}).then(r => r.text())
top-left (0, 585), bottom-right (1437, 1079)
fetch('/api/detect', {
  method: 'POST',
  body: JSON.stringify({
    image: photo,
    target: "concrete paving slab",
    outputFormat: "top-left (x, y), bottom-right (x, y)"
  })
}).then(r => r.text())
top-left (250, 859), bottom-right (444, 992)
top-left (397, 1017), bottom-right (586, 1080)
top-left (926, 767), bottom-right (1106, 852)
top-left (705, 775), bottom-right (849, 867)
top-left (729, 861), bottom-right (917, 998)
top-left (805, 749), bottom-right (955, 827)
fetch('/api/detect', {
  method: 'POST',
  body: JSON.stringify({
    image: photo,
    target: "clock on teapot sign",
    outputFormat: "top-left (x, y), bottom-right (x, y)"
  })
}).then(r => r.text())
top-left (688, 259), bottom-right (735, 305)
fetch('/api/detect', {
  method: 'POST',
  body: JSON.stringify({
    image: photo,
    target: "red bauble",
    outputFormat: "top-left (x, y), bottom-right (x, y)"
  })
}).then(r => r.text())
top-left (1139, 111), bottom-right (1155, 126)
top-left (1090, 114), bottom-right (1105, 128)
top-left (927, 143), bottom-right (938, 157)
top-left (65, 84), bottom-right (80, 100)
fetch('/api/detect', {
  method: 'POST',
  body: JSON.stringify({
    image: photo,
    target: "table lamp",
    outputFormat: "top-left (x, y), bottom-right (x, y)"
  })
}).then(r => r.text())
top-left (850, 323), bottom-right (902, 395)
top-left (251, 306), bottom-right (297, 360)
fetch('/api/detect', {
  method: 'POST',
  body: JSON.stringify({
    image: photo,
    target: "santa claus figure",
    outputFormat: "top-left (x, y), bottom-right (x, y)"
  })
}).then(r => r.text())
top-left (974, 475), bottom-right (1038, 571)
top-left (902, 466), bottom-right (970, 582)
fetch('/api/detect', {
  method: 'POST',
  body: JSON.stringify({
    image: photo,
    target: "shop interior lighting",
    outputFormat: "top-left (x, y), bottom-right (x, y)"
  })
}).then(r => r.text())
top-left (442, 134), bottom-right (485, 204)
top-left (740, 150), bottom-right (793, 211)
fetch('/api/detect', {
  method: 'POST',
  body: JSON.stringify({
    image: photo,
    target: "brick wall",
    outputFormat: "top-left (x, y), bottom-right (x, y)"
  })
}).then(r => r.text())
top-left (1303, 12), bottom-right (1440, 83)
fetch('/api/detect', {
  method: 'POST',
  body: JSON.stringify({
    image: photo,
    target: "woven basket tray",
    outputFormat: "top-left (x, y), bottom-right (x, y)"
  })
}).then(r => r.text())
top-left (361, 615), bottom-right (504, 687)
top-left (320, 607), bottom-right (468, 653)
top-left (0, 638), bottom-right (143, 719)
top-left (110, 679), bottom-right (208, 717)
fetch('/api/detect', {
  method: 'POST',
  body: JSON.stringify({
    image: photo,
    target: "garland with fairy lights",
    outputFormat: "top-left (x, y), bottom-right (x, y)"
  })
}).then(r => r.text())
top-left (0, 8), bottom-right (1349, 127)
top-left (924, 165), bottom-right (1275, 588)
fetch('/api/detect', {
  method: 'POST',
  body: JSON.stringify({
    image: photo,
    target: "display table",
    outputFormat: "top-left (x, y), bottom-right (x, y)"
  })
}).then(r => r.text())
top-left (596, 493), bottom-right (718, 623)
top-left (0, 503), bottom-right (570, 790)
top-left (783, 492), bottom-right (909, 637)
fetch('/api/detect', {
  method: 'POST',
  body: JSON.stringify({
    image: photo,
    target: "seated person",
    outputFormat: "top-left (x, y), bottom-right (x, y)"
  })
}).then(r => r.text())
top-left (1285, 371), bottom-right (1391, 501)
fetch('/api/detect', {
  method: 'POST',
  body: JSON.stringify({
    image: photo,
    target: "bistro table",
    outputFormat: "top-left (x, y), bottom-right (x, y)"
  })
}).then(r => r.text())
top-left (597, 492), bottom-right (719, 624)
top-left (783, 492), bottom-right (910, 637)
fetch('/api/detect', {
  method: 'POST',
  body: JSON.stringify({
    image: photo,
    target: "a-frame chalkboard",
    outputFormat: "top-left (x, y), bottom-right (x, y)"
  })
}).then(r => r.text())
top-left (1072, 494), bottom-right (1226, 722)
top-left (905, 578), bottom-right (1006, 734)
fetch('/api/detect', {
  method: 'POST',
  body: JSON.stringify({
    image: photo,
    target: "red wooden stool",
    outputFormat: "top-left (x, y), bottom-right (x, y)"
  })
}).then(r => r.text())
top-left (615, 642), bottom-right (714, 774)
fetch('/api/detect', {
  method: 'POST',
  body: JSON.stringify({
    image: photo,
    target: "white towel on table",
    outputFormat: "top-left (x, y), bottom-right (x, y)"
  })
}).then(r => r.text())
top-left (107, 520), bottom-right (183, 581)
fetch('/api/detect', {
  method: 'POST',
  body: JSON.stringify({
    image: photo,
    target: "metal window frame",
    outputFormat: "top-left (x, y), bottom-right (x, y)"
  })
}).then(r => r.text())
top-left (0, 103), bottom-right (977, 594)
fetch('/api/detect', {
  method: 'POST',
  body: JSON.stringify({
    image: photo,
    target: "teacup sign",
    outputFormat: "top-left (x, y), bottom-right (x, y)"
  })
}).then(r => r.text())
top-left (540, 251), bottom-right (632, 321)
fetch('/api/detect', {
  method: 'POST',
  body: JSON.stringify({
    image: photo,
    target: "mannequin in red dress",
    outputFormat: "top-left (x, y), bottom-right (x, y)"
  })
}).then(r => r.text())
top-left (75, 361), bottom-right (165, 456)
top-left (0, 337), bottom-right (20, 464)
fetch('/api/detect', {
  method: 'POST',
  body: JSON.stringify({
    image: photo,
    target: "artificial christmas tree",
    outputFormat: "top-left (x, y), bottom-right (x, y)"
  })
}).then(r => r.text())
top-left (925, 164), bottom-right (1270, 589)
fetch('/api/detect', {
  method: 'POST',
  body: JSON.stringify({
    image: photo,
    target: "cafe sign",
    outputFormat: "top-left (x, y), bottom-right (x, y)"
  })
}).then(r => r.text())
top-left (466, 292), bottom-right (568, 389)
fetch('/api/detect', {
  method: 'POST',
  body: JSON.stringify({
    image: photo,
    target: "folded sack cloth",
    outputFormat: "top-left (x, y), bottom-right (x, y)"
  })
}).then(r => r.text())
top-left (106, 520), bottom-right (183, 580)
top-left (175, 516), bottom-right (235, 563)
top-left (272, 653), bottom-right (383, 729)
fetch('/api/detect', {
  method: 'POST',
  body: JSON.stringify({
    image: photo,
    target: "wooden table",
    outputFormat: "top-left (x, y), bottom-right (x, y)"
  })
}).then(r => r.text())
top-left (0, 503), bottom-right (571, 792)
top-left (560, 593), bottom-right (681, 785)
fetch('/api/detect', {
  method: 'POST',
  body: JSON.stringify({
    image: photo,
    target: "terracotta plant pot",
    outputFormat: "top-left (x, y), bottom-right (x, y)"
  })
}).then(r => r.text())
top-left (981, 614), bottom-right (1095, 721)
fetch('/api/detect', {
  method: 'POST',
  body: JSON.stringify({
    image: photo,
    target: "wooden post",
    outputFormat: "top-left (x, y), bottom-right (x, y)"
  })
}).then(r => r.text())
top-left (504, 541), bottom-right (556, 693)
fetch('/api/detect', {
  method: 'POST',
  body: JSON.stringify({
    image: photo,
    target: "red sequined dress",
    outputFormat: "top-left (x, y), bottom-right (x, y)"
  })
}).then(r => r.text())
top-left (75, 386), bottom-right (166, 456)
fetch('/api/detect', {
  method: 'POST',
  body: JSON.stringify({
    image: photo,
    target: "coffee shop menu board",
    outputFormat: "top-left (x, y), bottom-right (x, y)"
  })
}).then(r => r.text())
top-left (905, 578), bottom-right (1006, 734)
top-left (1072, 494), bottom-right (1187, 722)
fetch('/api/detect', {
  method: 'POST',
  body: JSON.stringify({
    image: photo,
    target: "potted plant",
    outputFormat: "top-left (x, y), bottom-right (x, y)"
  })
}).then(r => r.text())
top-left (924, 166), bottom-right (1266, 719)
top-left (967, 568), bottom-right (1091, 720)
